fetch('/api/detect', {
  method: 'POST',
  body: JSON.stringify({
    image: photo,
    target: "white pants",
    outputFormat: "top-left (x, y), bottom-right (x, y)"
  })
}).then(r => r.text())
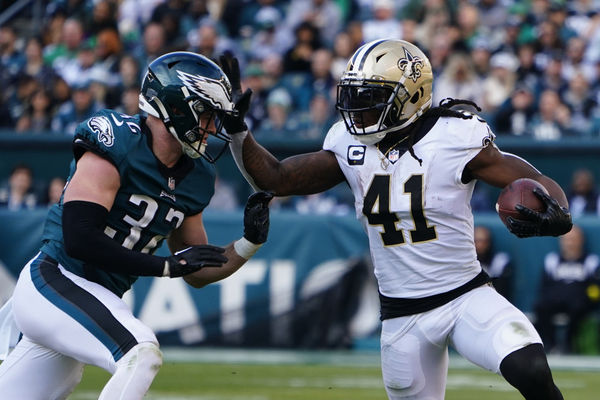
top-left (0, 253), bottom-right (158, 399)
top-left (380, 284), bottom-right (542, 400)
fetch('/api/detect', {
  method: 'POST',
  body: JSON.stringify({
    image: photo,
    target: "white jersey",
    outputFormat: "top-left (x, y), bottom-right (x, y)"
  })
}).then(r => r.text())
top-left (323, 115), bottom-right (495, 298)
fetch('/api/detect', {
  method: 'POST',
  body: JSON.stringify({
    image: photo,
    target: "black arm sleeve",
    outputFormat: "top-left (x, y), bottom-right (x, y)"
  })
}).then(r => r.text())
top-left (62, 200), bottom-right (166, 276)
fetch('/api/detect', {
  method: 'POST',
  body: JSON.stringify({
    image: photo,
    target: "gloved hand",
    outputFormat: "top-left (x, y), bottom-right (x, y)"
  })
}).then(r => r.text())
top-left (220, 52), bottom-right (252, 134)
top-left (164, 245), bottom-right (228, 277)
top-left (506, 188), bottom-right (573, 238)
top-left (243, 191), bottom-right (273, 244)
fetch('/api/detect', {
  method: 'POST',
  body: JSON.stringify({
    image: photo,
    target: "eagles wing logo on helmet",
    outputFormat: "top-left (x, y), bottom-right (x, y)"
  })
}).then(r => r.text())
top-left (397, 47), bottom-right (424, 83)
top-left (176, 70), bottom-right (233, 111)
top-left (88, 116), bottom-right (114, 147)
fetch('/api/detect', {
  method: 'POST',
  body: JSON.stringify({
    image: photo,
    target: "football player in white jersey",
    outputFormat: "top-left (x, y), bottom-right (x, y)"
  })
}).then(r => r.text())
top-left (222, 40), bottom-right (572, 399)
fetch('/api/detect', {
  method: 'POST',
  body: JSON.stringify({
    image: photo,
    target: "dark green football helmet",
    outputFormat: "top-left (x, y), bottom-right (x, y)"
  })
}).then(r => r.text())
top-left (139, 51), bottom-right (235, 162)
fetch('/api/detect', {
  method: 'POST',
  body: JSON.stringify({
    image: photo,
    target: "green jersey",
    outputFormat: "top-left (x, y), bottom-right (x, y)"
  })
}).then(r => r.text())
top-left (41, 109), bottom-right (216, 296)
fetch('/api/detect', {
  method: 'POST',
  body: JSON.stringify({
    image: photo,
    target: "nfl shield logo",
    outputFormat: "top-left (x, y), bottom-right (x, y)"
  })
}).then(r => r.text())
top-left (388, 149), bottom-right (400, 162)
top-left (168, 177), bottom-right (176, 191)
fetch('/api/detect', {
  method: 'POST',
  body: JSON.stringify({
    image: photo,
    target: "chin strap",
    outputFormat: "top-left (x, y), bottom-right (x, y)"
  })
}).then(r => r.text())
top-left (229, 130), bottom-right (261, 191)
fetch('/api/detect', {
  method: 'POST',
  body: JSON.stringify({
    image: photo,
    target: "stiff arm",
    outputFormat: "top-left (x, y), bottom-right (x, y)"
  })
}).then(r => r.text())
top-left (230, 131), bottom-right (345, 196)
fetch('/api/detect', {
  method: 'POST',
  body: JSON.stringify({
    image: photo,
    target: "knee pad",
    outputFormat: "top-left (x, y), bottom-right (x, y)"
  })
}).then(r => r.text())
top-left (117, 342), bottom-right (163, 373)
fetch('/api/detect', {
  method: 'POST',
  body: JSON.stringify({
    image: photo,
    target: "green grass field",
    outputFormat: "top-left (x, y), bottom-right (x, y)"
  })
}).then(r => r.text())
top-left (65, 349), bottom-right (600, 400)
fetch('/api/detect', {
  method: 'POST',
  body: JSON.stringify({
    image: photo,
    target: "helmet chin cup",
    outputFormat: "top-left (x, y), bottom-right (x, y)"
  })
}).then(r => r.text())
top-left (352, 123), bottom-right (387, 145)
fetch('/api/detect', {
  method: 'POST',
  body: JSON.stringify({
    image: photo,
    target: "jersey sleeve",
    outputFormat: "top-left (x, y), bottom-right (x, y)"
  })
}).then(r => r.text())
top-left (72, 109), bottom-right (135, 169)
top-left (452, 114), bottom-right (496, 184)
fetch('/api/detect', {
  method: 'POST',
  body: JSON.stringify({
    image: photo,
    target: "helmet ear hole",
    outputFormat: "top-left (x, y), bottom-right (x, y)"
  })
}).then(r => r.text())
top-left (410, 91), bottom-right (420, 104)
top-left (410, 87), bottom-right (424, 104)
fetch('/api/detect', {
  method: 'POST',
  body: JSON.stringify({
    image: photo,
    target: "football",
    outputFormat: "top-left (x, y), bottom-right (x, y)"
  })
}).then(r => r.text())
top-left (496, 178), bottom-right (548, 226)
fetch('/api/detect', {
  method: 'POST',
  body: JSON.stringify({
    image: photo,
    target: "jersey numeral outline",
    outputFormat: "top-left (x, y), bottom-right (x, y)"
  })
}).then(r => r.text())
top-left (362, 174), bottom-right (437, 246)
top-left (104, 194), bottom-right (184, 253)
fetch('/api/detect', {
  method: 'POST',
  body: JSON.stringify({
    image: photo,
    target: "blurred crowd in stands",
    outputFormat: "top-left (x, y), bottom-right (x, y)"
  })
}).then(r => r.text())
top-left (2, 0), bottom-right (600, 213)
top-left (0, 0), bottom-right (600, 139)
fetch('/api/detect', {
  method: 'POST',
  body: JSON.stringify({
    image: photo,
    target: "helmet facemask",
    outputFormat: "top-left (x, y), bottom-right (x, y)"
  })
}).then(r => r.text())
top-left (336, 78), bottom-right (410, 145)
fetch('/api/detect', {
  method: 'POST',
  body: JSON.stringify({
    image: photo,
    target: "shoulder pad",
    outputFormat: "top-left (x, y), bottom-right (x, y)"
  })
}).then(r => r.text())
top-left (73, 109), bottom-right (143, 165)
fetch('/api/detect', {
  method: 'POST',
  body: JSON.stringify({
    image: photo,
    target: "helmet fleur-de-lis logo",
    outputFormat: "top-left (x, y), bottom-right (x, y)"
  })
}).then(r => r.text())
top-left (397, 47), bottom-right (424, 83)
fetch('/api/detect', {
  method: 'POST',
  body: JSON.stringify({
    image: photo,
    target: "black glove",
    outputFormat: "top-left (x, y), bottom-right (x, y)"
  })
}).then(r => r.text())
top-left (219, 52), bottom-right (252, 134)
top-left (243, 191), bottom-right (273, 244)
top-left (506, 187), bottom-right (573, 238)
top-left (164, 245), bottom-right (228, 277)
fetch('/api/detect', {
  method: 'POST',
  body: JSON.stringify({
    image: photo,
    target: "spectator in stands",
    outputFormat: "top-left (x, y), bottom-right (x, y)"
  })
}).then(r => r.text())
top-left (307, 48), bottom-right (336, 109)
top-left (188, 22), bottom-right (239, 63)
top-left (529, 89), bottom-right (574, 140)
top-left (433, 53), bottom-right (483, 107)
top-left (116, 85), bottom-right (140, 116)
top-left (86, 0), bottom-right (119, 36)
top-left (45, 18), bottom-right (85, 71)
top-left (547, 1), bottom-right (577, 43)
top-left (6, 75), bottom-right (41, 126)
top-left (149, 0), bottom-right (189, 52)
top-left (247, 6), bottom-right (288, 61)
top-left (534, 225), bottom-right (600, 353)
top-left (455, 2), bottom-right (484, 50)
top-left (296, 91), bottom-right (338, 140)
top-left (285, 0), bottom-right (342, 47)
top-left (536, 51), bottom-right (567, 96)
top-left (533, 21), bottom-right (565, 71)
top-left (562, 36), bottom-right (596, 83)
top-left (118, 54), bottom-right (142, 91)
top-left (0, 25), bottom-right (26, 91)
top-left (515, 42), bottom-right (543, 93)
top-left (257, 87), bottom-right (297, 137)
top-left (474, 225), bottom-right (514, 303)
top-left (15, 88), bottom-right (53, 133)
top-left (566, 168), bottom-right (600, 217)
top-left (331, 31), bottom-right (355, 80)
top-left (283, 21), bottom-right (322, 74)
top-left (492, 82), bottom-right (537, 136)
top-left (361, 0), bottom-right (402, 44)
top-left (45, 176), bottom-right (66, 207)
top-left (58, 40), bottom-right (97, 87)
top-left (51, 80), bottom-right (102, 135)
top-left (470, 38), bottom-right (492, 79)
top-left (481, 52), bottom-right (518, 115)
top-left (240, 63), bottom-right (268, 132)
top-left (133, 22), bottom-right (167, 71)
top-left (562, 72), bottom-right (597, 136)
top-left (22, 36), bottom-right (58, 92)
top-left (0, 164), bottom-right (38, 210)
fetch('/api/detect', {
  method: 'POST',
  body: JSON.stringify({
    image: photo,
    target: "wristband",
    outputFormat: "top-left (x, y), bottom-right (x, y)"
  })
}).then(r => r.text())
top-left (234, 237), bottom-right (262, 259)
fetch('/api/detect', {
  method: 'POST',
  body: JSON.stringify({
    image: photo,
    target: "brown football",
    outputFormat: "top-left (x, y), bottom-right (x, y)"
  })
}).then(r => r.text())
top-left (496, 178), bottom-right (548, 226)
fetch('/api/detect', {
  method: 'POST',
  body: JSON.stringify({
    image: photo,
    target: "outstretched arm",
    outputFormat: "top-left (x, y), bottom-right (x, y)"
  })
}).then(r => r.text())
top-left (219, 52), bottom-right (345, 196)
top-left (237, 132), bottom-right (345, 196)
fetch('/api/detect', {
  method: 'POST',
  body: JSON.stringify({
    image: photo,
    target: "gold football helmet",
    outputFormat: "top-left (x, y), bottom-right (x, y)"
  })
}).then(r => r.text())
top-left (336, 39), bottom-right (433, 145)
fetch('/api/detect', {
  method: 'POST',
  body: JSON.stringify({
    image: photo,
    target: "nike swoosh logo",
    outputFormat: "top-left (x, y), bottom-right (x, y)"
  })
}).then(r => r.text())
top-left (111, 114), bottom-right (124, 126)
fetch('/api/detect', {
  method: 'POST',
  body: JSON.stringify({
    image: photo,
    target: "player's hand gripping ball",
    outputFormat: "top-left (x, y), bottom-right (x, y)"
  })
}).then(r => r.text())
top-left (496, 178), bottom-right (547, 227)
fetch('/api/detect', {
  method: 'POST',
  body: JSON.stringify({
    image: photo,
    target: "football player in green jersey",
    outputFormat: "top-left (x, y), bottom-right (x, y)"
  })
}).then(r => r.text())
top-left (0, 52), bottom-right (272, 399)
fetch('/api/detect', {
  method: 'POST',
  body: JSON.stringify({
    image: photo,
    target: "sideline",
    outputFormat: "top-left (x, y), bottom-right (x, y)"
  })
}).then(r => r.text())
top-left (162, 347), bottom-right (600, 371)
